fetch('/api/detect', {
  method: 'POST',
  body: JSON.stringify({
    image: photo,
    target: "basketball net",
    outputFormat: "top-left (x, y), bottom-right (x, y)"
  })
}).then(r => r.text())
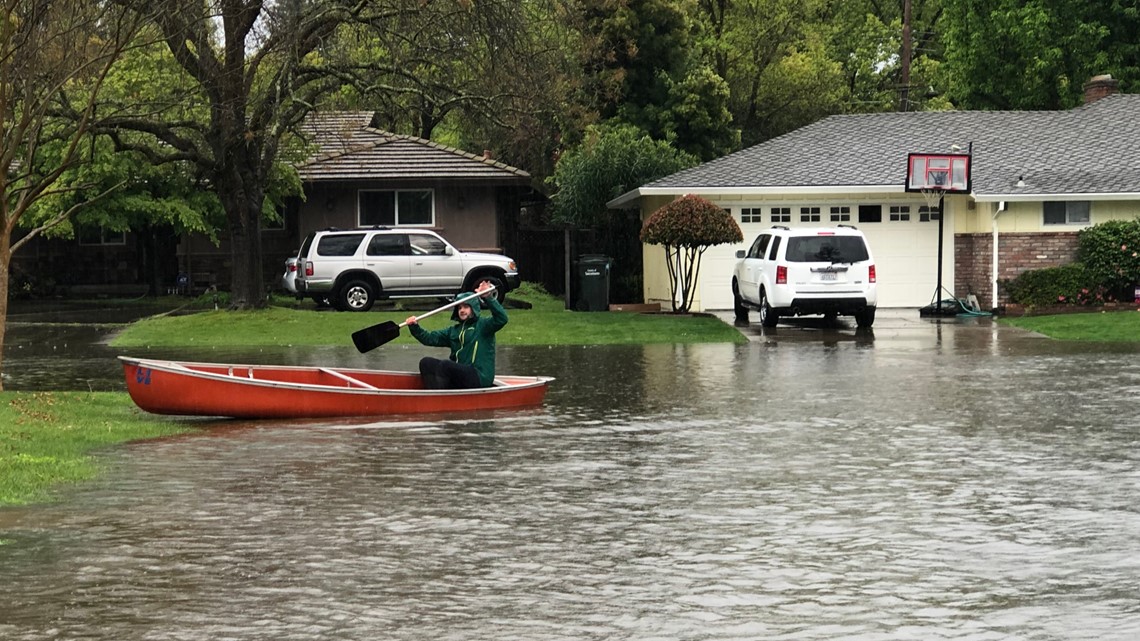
top-left (919, 187), bottom-right (944, 211)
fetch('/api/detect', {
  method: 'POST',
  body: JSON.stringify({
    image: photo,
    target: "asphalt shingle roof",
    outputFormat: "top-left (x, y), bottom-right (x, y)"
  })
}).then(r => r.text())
top-left (642, 94), bottom-right (1140, 198)
top-left (296, 112), bottom-right (530, 183)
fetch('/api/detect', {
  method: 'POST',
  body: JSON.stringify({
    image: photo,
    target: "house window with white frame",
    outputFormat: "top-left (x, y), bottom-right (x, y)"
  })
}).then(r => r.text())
top-left (1043, 201), bottom-right (1090, 225)
top-left (829, 206), bottom-right (850, 222)
top-left (918, 205), bottom-right (940, 222)
top-left (741, 207), bottom-right (763, 223)
top-left (358, 189), bottom-right (434, 227)
top-left (889, 205), bottom-right (911, 221)
top-left (771, 207), bottom-right (791, 223)
top-left (800, 206), bottom-right (820, 222)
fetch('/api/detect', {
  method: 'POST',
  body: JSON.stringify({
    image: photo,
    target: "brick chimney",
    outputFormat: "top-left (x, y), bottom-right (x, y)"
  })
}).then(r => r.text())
top-left (1083, 74), bottom-right (1119, 104)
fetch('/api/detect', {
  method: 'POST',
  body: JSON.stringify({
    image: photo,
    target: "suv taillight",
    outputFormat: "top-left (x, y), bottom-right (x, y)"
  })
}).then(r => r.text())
top-left (304, 261), bottom-right (314, 277)
top-left (868, 265), bottom-right (876, 283)
top-left (776, 265), bottom-right (787, 284)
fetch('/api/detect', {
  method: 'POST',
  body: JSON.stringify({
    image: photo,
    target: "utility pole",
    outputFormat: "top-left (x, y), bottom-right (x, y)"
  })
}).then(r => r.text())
top-left (900, 0), bottom-right (912, 111)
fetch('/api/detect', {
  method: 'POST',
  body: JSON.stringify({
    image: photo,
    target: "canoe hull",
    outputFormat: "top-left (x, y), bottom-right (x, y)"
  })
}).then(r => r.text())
top-left (120, 357), bottom-right (552, 419)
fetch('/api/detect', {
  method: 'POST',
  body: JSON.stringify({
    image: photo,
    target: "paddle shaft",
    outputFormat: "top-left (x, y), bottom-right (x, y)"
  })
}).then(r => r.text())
top-left (402, 285), bottom-right (495, 328)
top-left (351, 285), bottom-right (497, 353)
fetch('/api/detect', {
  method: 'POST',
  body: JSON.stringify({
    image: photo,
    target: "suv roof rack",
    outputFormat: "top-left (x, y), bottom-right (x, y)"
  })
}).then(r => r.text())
top-left (771, 225), bottom-right (790, 230)
top-left (369, 225), bottom-right (391, 230)
top-left (837, 224), bottom-right (858, 230)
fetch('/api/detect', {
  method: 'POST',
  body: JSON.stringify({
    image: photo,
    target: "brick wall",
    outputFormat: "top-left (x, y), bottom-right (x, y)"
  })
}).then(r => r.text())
top-left (955, 231), bottom-right (1080, 307)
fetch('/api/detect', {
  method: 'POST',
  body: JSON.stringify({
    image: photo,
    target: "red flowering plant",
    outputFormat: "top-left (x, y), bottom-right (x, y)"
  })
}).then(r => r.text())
top-left (641, 195), bottom-right (742, 313)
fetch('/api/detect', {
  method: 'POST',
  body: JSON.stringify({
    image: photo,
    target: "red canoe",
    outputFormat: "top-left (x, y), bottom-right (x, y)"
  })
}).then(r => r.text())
top-left (120, 357), bottom-right (553, 419)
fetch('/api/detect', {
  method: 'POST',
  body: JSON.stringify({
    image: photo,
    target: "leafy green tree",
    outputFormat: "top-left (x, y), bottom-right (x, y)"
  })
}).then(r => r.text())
top-left (940, 0), bottom-right (1126, 109)
top-left (640, 195), bottom-right (742, 312)
top-left (0, 0), bottom-right (141, 390)
top-left (549, 124), bottom-right (697, 227)
top-left (568, 0), bottom-right (738, 160)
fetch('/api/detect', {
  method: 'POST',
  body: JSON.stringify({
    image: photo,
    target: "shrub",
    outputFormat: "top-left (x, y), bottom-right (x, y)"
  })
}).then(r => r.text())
top-left (1077, 218), bottom-right (1140, 296)
top-left (1000, 263), bottom-right (1108, 307)
top-left (641, 195), bottom-right (742, 312)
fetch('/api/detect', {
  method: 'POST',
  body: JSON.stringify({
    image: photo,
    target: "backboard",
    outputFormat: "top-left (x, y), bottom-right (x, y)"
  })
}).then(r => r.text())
top-left (905, 153), bottom-right (971, 193)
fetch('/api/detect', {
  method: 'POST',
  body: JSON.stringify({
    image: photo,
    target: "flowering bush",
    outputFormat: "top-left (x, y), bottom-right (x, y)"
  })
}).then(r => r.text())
top-left (1077, 219), bottom-right (1140, 296)
top-left (1000, 264), bottom-right (1103, 307)
top-left (641, 195), bottom-right (742, 312)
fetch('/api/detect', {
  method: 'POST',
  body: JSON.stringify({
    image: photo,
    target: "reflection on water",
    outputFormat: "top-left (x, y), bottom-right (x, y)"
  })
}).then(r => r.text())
top-left (2, 312), bottom-right (1140, 640)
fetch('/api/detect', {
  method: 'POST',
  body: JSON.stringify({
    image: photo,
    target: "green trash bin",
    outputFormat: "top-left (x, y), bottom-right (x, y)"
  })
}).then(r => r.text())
top-left (576, 254), bottom-right (612, 311)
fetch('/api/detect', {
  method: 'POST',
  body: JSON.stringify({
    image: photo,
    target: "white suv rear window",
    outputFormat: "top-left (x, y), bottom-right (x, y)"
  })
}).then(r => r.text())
top-left (784, 236), bottom-right (869, 263)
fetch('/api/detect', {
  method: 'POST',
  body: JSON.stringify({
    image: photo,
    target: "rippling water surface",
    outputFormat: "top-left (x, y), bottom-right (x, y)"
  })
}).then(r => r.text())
top-left (2, 314), bottom-right (1140, 640)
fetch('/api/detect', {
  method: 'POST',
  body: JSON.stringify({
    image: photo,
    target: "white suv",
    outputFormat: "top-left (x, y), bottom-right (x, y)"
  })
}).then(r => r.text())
top-left (293, 227), bottom-right (520, 311)
top-left (732, 225), bottom-right (877, 328)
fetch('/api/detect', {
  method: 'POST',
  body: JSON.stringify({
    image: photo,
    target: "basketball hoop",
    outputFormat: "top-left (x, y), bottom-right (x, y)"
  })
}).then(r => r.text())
top-left (906, 151), bottom-right (971, 313)
top-left (919, 186), bottom-right (944, 211)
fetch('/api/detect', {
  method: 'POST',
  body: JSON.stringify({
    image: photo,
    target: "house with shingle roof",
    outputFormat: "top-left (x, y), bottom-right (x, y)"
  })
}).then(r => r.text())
top-left (13, 112), bottom-right (539, 297)
top-left (283, 112), bottom-right (533, 255)
top-left (609, 75), bottom-right (1140, 312)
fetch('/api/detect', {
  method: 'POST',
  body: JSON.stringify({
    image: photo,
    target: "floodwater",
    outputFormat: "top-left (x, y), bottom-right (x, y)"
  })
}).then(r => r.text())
top-left (2, 306), bottom-right (1140, 640)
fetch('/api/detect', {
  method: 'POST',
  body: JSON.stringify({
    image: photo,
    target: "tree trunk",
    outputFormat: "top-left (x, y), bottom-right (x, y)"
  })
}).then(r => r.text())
top-left (219, 177), bottom-right (267, 310)
top-left (0, 234), bottom-right (11, 392)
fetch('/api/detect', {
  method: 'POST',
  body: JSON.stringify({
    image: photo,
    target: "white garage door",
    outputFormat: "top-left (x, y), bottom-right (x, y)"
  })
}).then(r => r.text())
top-left (697, 215), bottom-right (951, 311)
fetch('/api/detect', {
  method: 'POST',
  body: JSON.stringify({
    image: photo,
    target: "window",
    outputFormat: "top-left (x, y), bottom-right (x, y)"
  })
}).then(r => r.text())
top-left (358, 189), bottom-right (434, 226)
top-left (408, 233), bottom-right (449, 255)
top-left (785, 236), bottom-right (870, 263)
top-left (1043, 201), bottom-right (1090, 225)
top-left (829, 206), bottom-right (850, 222)
top-left (800, 206), bottom-right (820, 223)
top-left (317, 233), bottom-right (365, 256)
top-left (366, 234), bottom-right (406, 256)
top-left (771, 207), bottom-right (791, 223)
top-left (889, 205), bottom-right (911, 222)
top-left (741, 207), bottom-right (763, 223)
top-left (767, 236), bottom-right (782, 260)
top-left (918, 206), bottom-right (940, 222)
top-left (858, 205), bottom-right (882, 223)
top-left (748, 234), bottom-right (771, 259)
top-left (78, 227), bottom-right (126, 246)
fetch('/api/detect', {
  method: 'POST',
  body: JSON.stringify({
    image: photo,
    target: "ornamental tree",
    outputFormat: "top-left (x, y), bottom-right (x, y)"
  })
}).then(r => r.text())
top-left (640, 195), bottom-right (742, 313)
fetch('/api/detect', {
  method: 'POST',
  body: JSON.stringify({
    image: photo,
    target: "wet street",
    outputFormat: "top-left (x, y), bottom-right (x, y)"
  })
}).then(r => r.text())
top-left (2, 304), bottom-right (1140, 640)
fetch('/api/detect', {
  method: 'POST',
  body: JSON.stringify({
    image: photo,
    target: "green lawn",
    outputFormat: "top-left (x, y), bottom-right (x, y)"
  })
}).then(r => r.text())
top-left (112, 285), bottom-right (747, 348)
top-left (999, 309), bottom-right (1140, 341)
top-left (0, 392), bottom-right (198, 506)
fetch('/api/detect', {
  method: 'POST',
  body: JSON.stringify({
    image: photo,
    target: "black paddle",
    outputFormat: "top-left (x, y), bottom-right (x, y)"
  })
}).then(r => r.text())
top-left (351, 286), bottom-right (494, 353)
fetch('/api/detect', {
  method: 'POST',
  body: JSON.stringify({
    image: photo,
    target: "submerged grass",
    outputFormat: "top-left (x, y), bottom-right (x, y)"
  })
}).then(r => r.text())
top-left (998, 310), bottom-right (1140, 341)
top-left (112, 283), bottom-right (746, 348)
top-left (0, 392), bottom-right (197, 506)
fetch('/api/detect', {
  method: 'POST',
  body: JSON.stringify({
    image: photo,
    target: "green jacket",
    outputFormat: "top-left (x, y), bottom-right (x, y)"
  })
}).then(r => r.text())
top-left (408, 293), bottom-right (508, 387)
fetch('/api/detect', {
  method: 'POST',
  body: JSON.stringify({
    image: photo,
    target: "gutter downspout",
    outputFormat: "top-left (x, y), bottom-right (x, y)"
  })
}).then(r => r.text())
top-left (991, 201), bottom-right (1006, 310)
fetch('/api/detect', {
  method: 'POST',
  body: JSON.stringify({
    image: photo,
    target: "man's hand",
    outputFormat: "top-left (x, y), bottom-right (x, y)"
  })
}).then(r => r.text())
top-left (476, 280), bottom-right (495, 299)
top-left (405, 316), bottom-right (418, 326)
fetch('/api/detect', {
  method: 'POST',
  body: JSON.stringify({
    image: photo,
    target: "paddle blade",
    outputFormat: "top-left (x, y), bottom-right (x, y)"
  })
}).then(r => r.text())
top-left (352, 321), bottom-right (401, 353)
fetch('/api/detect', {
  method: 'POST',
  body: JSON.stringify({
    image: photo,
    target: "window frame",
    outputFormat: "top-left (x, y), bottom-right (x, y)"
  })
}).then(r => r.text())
top-left (1043, 201), bottom-right (1091, 226)
top-left (357, 188), bottom-right (435, 227)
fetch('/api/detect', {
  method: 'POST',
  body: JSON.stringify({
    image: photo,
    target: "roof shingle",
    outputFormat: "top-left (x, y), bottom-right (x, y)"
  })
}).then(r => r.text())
top-left (641, 94), bottom-right (1140, 198)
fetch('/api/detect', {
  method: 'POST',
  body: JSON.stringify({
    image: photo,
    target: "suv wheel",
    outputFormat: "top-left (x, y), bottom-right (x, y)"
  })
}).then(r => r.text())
top-left (732, 280), bottom-right (749, 324)
top-left (855, 306), bottom-right (876, 328)
top-left (466, 275), bottom-right (506, 304)
top-left (759, 289), bottom-right (779, 328)
top-left (339, 279), bottom-right (375, 312)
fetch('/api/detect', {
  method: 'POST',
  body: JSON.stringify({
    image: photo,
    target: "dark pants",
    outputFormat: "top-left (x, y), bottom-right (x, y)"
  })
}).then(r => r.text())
top-left (419, 357), bottom-right (482, 390)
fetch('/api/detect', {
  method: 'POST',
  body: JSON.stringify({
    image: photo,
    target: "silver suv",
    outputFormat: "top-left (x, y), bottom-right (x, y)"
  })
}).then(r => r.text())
top-left (292, 228), bottom-right (520, 311)
top-left (732, 225), bottom-right (877, 328)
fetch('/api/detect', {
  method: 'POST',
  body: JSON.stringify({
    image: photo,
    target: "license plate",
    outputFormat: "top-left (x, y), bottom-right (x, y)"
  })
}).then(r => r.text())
top-left (820, 271), bottom-right (837, 281)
